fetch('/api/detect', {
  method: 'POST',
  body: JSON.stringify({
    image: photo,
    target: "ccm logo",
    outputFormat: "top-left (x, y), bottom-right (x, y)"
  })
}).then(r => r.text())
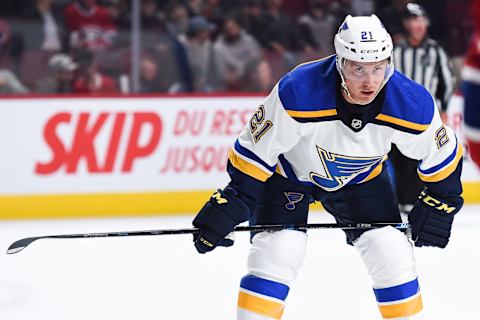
top-left (35, 112), bottom-right (162, 174)
top-left (360, 49), bottom-right (380, 53)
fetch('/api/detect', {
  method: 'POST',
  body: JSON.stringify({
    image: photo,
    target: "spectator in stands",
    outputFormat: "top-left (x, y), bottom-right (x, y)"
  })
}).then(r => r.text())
top-left (0, 69), bottom-right (28, 94)
top-left (377, 0), bottom-right (410, 44)
top-left (240, 0), bottom-right (267, 45)
top-left (178, 16), bottom-right (218, 92)
top-left (36, 53), bottom-right (77, 93)
top-left (63, 0), bottom-right (117, 51)
top-left (330, 0), bottom-right (352, 28)
top-left (201, 0), bottom-right (225, 28)
top-left (350, 0), bottom-right (375, 16)
top-left (138, 55), bottom-right (175, 93)
top-left (214, 17), bottom-right (261, 91)
top-left (241, 57), bottom-right (274, 92)
top-left (258, 0), bottom-right (309, 70)
top-left (185, 0), bottom-right (203, 17)
top-left (0, 18), bottom-right (24, 77)
top-left (139, 0), bottom-right (165, 30)
top-left (0, 19), bottom-right (12, 61)
top-left (166, 3), bottom-right (190, 38)
top-left (298, 0), bottom-right (336, 57)
top-left (16, 0), bottom-right (64, 52)
top-left (72, 49), bottom-right (118, 93)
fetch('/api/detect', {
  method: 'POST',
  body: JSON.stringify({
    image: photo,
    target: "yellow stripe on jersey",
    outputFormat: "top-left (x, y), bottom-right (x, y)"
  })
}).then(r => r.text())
top-left (238, 291), bottom-right (285, 319)
top-left (378, 294), bottom-right (423, 319)
top-left (286, 109), bottom-right (337, 118)
top-left (360, 160), bottom-right (384, 183)
top-left (228, 150), bottom-right (272, 182)
top-left (275, 163), bottom-right (286, 177)
top-left (375, 113), bottom-right (430, 132)
top-left (418, 144), bottom-right (464, 183)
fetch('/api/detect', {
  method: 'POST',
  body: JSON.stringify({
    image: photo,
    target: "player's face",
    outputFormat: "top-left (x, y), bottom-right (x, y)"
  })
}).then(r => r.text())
top-left (342, 60), bottom-right (388, 104)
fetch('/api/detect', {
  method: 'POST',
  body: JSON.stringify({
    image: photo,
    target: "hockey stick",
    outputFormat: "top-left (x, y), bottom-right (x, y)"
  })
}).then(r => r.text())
top-left (6, 222), bottom-right (410, 255)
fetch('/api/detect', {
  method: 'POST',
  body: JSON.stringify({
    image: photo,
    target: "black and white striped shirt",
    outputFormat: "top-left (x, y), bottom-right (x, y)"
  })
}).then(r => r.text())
top-left (394, 38), bottom-right (455, 111)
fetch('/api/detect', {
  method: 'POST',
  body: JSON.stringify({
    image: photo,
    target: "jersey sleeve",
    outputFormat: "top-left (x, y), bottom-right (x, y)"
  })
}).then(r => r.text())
top-left (228, 84), bottom-right (302, 182)
top-left (394, 96), bottom-right (463, 196)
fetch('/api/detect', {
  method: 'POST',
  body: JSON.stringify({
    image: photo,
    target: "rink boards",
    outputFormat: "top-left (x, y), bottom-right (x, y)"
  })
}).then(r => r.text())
top-left (0, 95), bottom-right (478, 219)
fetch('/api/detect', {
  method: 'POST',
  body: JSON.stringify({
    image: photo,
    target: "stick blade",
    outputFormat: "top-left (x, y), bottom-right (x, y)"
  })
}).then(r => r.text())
top-left (7, 237), bottom-right (41, 255)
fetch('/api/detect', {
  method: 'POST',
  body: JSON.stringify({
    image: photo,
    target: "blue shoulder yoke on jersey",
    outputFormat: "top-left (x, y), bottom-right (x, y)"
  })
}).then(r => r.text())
top-left (374, 71), bottom-right (435, 134)
top-left (278, 55), bottom-right (338, 122)
top-left (278, 55), bottom-right (435, 134)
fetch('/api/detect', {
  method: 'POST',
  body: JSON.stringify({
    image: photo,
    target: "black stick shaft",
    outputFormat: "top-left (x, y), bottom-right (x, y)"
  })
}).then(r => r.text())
top-left (6, 222), bottom-right (410, 255)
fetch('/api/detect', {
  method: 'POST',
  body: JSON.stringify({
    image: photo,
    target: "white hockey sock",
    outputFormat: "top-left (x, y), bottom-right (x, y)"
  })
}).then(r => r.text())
top-left (237, 230), bottom-right (307, 320)
top-left (354, 226), bottom-right (423, 319)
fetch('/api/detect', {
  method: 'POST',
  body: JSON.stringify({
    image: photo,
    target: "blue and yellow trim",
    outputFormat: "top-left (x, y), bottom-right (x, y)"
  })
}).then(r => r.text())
top-left (378, 294), bottom-right (423, 319)
top-left (229, 150), bottom-right (272, 182)
top-left (238, 275), bottom-right (289, 319)
top-left (374, 278), bottom-right (423, 319)
top-left (375, 113), bottom-right (430, 134)
top-left (286, 109), bottom-right (337, 119)
top-left (418, 143), bottom-right (464, 183)
top-left (228, 140), bottom-right (276, 182)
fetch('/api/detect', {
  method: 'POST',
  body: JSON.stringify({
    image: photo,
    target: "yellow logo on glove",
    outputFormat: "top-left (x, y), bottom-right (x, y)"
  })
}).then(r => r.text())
top-left (212, 191), bottom-right (228, 204)
top-left (199, 237), bottom-right (214, 247)
top-left (419, 191), bottom-right (456, 213)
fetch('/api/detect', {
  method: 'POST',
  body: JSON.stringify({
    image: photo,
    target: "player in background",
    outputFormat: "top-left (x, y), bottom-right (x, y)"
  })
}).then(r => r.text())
top-left (391, 3), bottom-right (456, 212)
top-left (463, 0), bottom-right (480, 168)
top-left (192, 15), bottom-right (463, 319)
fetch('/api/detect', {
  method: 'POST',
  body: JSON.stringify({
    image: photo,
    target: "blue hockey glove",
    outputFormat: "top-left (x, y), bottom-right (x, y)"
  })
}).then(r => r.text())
top-left (192, 187), bottom-right (249, 254)
top-left (409, 188), bottom-right (463, 248)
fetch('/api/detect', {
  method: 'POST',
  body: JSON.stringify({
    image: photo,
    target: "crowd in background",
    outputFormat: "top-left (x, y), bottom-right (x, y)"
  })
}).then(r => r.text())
top-left (0, 0), bottom-right (475, 95)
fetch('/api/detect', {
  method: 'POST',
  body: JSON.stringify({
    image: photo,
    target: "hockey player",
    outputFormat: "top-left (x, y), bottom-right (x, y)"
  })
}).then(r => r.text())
top-left (192, 14), bottom-right (464, 319)
top-left (463, 0), bottom-right (480, 168)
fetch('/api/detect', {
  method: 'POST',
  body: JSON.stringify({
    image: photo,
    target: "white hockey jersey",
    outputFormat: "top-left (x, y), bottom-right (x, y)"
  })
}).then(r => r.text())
top-left (228, 55), bottom-right (463, 192)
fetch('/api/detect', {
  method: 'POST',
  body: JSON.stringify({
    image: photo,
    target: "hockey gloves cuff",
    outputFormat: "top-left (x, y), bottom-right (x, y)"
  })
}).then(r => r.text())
top-left (192, 187), bottom-right (249, 254)
top-left (409, 188), bottom-right (463, 248)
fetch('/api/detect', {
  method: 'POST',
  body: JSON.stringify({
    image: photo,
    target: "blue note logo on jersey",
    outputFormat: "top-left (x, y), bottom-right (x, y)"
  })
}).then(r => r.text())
top-left (310, 147), bottom-right (385, 191)
top-left (284, 192), bottom-right (304, 210)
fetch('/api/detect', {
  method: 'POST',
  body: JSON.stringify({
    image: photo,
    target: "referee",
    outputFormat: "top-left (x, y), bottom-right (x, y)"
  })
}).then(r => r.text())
top-left (390, 3), bottom-right (456, 212)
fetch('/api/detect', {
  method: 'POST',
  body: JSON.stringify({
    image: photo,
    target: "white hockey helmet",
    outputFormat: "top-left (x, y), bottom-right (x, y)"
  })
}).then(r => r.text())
top-left (334, 14), bottom-right (394, 104)
top-left (334, 14), bottom-right (393, 63)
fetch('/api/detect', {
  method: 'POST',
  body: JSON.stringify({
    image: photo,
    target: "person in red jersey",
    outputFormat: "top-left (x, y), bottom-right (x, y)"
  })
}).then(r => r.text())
top-left (63, 0), bottom-right (117, 51)
top-left (462, 0), bottom-right (480, 168)
top-left (72, 49), bottom-right (117, 94)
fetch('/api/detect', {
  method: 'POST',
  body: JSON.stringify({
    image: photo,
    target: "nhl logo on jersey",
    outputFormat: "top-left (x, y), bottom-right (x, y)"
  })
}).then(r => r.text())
top-left (351, 118), bottom-right (362, 129)
top-left (284, 192), bottom-right (304, 210)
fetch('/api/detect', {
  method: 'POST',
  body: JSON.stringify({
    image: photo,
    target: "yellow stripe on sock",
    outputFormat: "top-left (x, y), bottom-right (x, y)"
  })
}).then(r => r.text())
top-left (238, 291), bottom-right (285, 319)
top-left (378, 294), bottom-right (423, 319)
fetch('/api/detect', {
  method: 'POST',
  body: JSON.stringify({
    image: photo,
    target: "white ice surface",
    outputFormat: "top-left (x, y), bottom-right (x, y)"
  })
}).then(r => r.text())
top-left (0, 206), bottom-right (479, 320)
